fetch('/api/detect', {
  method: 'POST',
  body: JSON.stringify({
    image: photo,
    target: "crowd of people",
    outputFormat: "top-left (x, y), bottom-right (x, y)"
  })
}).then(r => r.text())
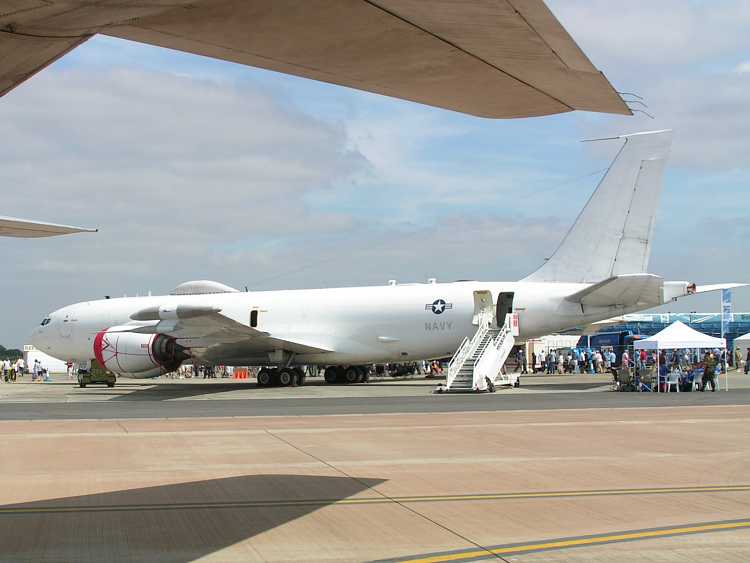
top-left (1, 357), bottom-right (51, 383)
top-left (524, 348), bottom-right (618, 375)
top-left (521, 345), bottom-right (749, 394)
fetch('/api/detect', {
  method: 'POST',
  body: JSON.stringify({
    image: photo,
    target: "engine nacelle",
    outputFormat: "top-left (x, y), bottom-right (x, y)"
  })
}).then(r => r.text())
top-left (93, 330), bottom-right (188, 378)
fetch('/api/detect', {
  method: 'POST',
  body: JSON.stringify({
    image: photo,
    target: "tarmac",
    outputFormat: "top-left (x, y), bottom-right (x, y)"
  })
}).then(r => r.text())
top-left (1, 372), bottom-right (750, 561)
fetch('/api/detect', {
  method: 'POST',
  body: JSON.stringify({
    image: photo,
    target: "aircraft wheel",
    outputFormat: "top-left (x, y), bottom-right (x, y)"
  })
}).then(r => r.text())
top-left (278, 369), bottom-right (294, 387)
top-left (107, 382), bottom-right (115, 388)
top-left (344, 367), bottom-right (359, 384)
top-left (514, 378), bottom-right (521, 388)
top-left (257, 368), bottom-right (272, 387)
top-left (324, 366), bottom-right (339, 384)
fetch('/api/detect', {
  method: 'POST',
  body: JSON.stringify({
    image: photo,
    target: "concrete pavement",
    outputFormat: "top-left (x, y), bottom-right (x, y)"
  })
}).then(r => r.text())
top-left (2, 373), bottom-right (750, 560)
top-left (1, 404), bottom-right (750, 561)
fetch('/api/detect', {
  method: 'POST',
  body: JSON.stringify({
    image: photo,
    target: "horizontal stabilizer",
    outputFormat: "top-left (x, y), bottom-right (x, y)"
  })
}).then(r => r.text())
top-left (694, 283), bottom-right (748, 294)
top-left (566, 274), bottom-right (663, 308)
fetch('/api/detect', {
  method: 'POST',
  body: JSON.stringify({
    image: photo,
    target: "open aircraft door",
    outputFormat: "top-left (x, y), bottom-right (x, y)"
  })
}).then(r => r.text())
top-left (496, 292), bottom-right (515, 329)
top-left (472, 290), bottom-right (494, 327)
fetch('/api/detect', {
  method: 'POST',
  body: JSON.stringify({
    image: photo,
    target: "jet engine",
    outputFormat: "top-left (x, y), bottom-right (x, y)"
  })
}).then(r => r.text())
top-left (93, 330), bottom-right (188, 378)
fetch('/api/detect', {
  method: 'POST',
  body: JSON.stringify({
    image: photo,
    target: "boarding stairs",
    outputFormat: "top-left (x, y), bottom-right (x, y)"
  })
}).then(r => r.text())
top-left (444, 313), bottom-right (517, 392)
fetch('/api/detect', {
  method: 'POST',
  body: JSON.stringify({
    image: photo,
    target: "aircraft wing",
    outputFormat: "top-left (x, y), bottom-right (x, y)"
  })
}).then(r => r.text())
top-left (566, 274), bottom-right (663, 309)
top-left (0, 215), bottom-right (97, 238)
top-left (0, 0), bottom-right (631, 118)
top-left (126, 304), bottom-right (333, 354)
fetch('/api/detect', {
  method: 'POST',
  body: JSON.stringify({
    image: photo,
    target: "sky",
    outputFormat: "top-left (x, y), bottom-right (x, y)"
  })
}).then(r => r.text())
top-left (1, 0), bottom-right (749, 347)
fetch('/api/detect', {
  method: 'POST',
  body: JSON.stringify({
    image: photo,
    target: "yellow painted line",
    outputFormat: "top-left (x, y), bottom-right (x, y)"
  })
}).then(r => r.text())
top-left (398, 520), bottom-right (750, 563)
top-left (1, 484), bottom-right (749, 515)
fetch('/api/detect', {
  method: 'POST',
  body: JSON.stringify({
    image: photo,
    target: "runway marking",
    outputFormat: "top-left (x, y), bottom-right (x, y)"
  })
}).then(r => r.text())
top-left (4, 415), bottom-right (750, 439)
top-left (1, 484), bottom-right (748, 515)
top-left (388, 518), bottom-right (750, 562)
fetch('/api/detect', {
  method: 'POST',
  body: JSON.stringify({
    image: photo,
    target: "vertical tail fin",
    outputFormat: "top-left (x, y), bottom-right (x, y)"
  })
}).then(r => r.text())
top-left (523, 130), bottom-right (672, 284)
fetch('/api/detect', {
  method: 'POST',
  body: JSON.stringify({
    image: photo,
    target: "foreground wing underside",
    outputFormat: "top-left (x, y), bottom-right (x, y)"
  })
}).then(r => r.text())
top-left (0, 0), bottom-right (630, 118)
top-left (0, 215), bottom-right (97, 238)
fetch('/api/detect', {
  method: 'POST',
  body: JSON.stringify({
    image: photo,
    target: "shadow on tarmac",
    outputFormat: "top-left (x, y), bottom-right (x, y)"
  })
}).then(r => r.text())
top-left (0, 474), bottom-right (383, 562)
top-left (102, 380), bottom-right (439, 401)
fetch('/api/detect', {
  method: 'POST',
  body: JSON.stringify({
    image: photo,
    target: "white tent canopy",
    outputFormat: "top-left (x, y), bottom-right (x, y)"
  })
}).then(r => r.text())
top-left (735, 333), bottom-right (750, 345)
top-left (634, 321), bottom-right (726, 350)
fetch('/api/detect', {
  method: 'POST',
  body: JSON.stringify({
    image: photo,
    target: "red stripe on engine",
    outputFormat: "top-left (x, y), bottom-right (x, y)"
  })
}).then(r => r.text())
top-left (93, 331), bottom-right (107, 368)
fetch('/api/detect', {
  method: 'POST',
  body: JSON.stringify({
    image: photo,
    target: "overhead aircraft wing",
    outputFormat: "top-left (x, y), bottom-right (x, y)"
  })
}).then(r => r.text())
top-left (0, 215), bottom-right (97, 238)
top-left (0, 1), bottom-right (631, 118)
top-left (565, 274), bottom-right (663, 309)
top-left (126, 304), bottom-right (333, 354)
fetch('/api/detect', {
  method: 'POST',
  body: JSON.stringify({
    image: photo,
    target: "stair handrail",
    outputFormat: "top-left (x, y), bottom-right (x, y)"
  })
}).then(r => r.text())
top-left (446, 336), bottom-right (471, 389)
top-left (473, 316), bottom-right (514, 390)
top-left (446, 313), bottom-right (493, 389)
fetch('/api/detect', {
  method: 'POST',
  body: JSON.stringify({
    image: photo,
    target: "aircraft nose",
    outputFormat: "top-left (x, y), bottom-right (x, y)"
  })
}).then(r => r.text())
top-left (31, 312), bottom-right (55, 351)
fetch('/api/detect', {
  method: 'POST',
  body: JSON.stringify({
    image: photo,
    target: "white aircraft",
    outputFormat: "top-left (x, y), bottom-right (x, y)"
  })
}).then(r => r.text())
top-left (31, 130), bottom-right (742, 390)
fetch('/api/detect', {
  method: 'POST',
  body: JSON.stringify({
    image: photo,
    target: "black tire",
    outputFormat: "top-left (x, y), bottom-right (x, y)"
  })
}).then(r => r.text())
top-left (257, 368), bottom-right (272, 387)
top-left (278, 369), bottom-right (294, 387)
top-left (514, 378), bottom-right (520, 388)
top-left (107, 382), bottom-right (115, 388)
top-left (344, 367), bottom-right (359, 384)
top-left (324, 366), bottom-right (339, 384)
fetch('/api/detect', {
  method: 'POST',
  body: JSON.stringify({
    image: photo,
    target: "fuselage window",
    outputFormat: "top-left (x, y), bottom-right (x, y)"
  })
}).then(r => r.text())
top-left (250, 310), bottom-right (259, 328)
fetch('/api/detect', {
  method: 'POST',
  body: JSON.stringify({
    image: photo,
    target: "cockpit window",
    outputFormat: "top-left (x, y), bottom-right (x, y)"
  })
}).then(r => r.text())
top-left (40, 318), bottom-right (51, 326)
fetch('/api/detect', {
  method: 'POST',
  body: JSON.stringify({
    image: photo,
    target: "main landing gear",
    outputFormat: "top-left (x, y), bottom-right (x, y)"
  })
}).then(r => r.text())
top-left (256, 367), bottom-right (306, 388)
top-left (323, 365), bottom-right (369, 384)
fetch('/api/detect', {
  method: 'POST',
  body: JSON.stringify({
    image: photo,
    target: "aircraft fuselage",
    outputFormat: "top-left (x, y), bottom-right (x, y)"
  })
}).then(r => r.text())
top-left (31, 280), bottom-right (645, 371)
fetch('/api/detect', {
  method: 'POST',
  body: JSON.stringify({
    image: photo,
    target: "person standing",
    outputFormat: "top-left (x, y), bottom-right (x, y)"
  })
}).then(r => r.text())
top-left (14, 357), bottom-right (24, 380)
top-left (622, 349), bottom-right (631, 374)
top-left (701, 352), bottom-right (717, 392)
top-left (735, 348), bottom-right (743, 372)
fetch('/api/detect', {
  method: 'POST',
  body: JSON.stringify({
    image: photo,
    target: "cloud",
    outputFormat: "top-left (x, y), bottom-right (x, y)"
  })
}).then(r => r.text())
top-left (545, 0), bottom-right (750, 171)
top-left (735, 61), bottom-right (750, 73)
top-left (548, 0), bottom-right (750, 67)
